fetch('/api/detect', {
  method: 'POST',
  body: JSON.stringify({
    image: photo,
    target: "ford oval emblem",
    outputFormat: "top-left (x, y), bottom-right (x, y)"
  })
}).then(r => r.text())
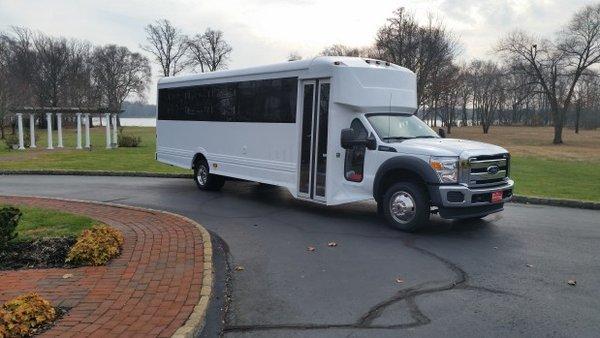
top-left (487, 165), bottom-right (500, 175)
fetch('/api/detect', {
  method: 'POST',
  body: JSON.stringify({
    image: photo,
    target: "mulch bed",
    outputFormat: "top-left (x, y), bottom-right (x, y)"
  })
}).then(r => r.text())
top-left (0, 237), bottom-right (77, 270)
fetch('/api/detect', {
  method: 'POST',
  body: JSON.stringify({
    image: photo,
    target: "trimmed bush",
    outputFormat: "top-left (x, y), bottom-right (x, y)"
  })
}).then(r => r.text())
top-left (4, 133), bottom-right (30, 151)
top-left (117, 134), bottom-right (141, 147)
top-left (0, 293), bottom-right (56, 337)
top-left (0, 207), bottom-right (21, 249)
top-left (66, 225), bottom-right (124, 266)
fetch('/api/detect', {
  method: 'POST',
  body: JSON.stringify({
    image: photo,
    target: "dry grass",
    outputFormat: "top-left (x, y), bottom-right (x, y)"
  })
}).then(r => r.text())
top-left (449, 126), bottom-right (600, 162)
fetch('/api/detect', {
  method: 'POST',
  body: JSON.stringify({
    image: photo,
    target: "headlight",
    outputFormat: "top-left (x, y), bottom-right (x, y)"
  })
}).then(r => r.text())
top-left (430, 156), bottom-right (458, 183)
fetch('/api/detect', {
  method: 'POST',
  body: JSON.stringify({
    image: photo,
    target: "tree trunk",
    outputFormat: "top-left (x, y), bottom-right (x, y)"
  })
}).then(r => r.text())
top-left (553, 123), bottom-right (563, 144)
top-left (575, 104), bottom-right (581, 134)
top-left (552, 105), bottom-right (564, 144)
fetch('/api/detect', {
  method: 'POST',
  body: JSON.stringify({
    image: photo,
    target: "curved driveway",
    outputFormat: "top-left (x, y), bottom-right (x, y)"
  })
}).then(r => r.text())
top-left (1, 175), bottom-right (599, 337)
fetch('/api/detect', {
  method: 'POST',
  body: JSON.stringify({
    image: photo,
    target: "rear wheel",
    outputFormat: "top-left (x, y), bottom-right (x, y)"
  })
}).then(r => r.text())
top-left (193, 158), bottom-right (225, 191)
top-left (381, 181), bottom-right (429, 232)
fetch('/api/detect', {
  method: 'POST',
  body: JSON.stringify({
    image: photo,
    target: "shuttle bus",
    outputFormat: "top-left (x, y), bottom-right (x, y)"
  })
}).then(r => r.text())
top-left (156, 56), bottom-right (514, 231)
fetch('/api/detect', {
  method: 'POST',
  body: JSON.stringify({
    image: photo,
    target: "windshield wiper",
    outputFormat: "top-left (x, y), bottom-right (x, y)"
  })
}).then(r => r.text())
top-left (382, 136), bottom-right (413, 141)
top-left (414, 135), bottom-right (437, 139)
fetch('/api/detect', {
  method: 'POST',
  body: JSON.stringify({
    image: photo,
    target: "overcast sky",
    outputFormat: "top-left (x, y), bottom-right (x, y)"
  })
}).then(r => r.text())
top-left (0, 0), bottom-right (597, 103)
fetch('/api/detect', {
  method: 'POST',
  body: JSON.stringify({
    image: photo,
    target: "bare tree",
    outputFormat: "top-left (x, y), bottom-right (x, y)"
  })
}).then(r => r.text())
top-left (287, 52), bottom-right (302, 61)
top-left (320, 44), bottom-right (362, 57)
top-left (469, 60), bottom-right (505, 134)
top-left (32, 34), bottom-right (73, 107)
top-left (141, 19), bottom-right (189, 77)
top-left (92, 45), bottom-right (151, 113)
top-left (187, 28), bottom-right (232, 72)
top-left (3, 27), bottom-right (36, 109)
top-left (0, 33), bottom-right (10, 138)
top-left (63, 40), bottom-right (95, 107)
top-left (497, 4), bottom-right (600, 143)
top-left (375, 8), bottom-right (459, 110)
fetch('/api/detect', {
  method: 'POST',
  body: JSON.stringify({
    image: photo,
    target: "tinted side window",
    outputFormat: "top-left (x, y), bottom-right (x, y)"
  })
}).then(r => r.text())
top-left (157, 77), bottom-right (298, 123)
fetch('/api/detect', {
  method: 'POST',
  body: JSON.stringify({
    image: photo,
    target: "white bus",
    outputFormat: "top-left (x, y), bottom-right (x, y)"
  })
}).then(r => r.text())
top-left (157, 56), bottom-right (514, 231)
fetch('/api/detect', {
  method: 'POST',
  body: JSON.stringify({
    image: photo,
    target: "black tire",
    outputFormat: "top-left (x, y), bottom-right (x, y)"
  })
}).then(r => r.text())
top-left (193, 158), bottom-right (225, 191)
top-left (381, 181), bottom-right (430, 232)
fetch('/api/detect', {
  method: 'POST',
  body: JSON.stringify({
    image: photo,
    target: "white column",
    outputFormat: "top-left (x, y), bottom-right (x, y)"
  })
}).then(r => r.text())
top-left (84, 114), bottom-right (91, 148)
top-left (111, 114), bottom-right (118, 148)
top-left (76, 113), bottom-right (82, 149)
top-left (56, 113), bottom-right (63, 148)
top-left (46, 113), bottom-right (53, 150)
top-left (29, 113), bottom-right (36, 148)
top-left (105, 113), bottom-right (111, 149)
top-left (16, 113), bottom-right (25, 150)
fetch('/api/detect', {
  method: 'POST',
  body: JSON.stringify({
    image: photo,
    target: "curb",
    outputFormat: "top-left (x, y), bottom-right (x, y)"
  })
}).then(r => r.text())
top-left (1, 171), bottom-right (599, 211)
top-left (511, 195), bottom-right (600, 210)
top-left (0, 194), bottom-right (213, 338)
top-left (0, 170), bottom-right (192, 178)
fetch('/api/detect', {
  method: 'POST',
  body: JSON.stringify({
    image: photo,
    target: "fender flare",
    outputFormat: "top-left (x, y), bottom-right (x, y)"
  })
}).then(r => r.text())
top-left (191, 152), bottom-right (207, 169)
top-left (373, 156), bottom-right (440, 201)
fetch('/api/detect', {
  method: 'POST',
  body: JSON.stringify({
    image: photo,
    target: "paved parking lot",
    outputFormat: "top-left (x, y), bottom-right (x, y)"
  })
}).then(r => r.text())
top-left (1, 175), bottom-right (599, 337)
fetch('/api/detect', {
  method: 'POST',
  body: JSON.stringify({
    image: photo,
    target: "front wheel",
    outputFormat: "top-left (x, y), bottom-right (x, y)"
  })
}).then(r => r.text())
top-left (381, 181), bottom-right (430, 232)
top-left (194, 159), bottom-right (225, 191)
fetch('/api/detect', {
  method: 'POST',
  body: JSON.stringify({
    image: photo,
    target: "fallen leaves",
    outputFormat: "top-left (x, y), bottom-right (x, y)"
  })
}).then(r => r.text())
top-left (396, 278), bottom-right (404, 284)
top-left (62, 273), bottom-right (73, 279)
top-left (306, 242), bottom-right (338, 253)
top-left (567, 279), bottom-right (577, 286)
top-left (234, 266), bottom-right (245, 272)
top-left (526, 264), bottom-right (533, 268)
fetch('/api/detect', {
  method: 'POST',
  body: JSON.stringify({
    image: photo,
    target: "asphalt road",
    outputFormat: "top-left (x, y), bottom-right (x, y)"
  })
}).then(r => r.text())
top-left (1, 175), bottom-right (599, 337)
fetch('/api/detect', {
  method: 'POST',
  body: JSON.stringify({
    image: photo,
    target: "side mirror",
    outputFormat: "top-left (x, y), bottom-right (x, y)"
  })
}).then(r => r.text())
top-left (341, 128), bottom-right (356, 149)
top-left (438, 128), bottom-right (446, 138)
top-left (341, 128), bottom-right (378, 150)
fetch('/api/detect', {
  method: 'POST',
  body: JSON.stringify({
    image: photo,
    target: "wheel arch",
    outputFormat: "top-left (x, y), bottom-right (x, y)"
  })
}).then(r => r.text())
top-left (191, 153), bottom-right (208, 169)
top-left (373, 156), bottom-right (439, 203)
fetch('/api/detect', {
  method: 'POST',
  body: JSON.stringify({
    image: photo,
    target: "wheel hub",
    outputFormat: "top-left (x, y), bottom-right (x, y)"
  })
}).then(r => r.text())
top-left (389, 191), bottom-right (416, 224)
top-left (197, 166), bottom-right (208, 185)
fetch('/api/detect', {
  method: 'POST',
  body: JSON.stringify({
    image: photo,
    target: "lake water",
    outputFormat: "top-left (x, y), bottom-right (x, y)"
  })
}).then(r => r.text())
top-left (92, 117), bottom-right (156, 127)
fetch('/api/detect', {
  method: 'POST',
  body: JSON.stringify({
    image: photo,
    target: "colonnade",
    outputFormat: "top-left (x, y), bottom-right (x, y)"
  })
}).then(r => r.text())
top-left (14, 112), bottom-right (119, 150)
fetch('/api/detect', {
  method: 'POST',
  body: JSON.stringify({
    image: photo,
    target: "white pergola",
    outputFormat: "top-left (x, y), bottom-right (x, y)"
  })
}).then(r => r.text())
top-left (9, 107), bottom-right (122, 150)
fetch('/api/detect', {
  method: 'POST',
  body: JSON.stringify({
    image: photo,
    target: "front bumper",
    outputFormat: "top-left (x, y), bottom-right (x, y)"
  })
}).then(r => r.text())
top-left (430, 179), bottom-right (514, 208)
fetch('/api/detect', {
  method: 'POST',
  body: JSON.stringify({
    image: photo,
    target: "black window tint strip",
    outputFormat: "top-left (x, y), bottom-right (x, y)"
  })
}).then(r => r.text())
top-left (157, 77), bottom-right (298, 123)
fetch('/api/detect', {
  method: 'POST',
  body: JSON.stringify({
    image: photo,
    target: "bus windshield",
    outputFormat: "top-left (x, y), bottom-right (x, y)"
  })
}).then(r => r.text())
top-left (366, 114), bottom-right (439, 142)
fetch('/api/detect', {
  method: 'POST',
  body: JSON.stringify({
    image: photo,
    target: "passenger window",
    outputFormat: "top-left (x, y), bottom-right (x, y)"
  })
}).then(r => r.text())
top-left (344, 119), bottom-right (367, 182)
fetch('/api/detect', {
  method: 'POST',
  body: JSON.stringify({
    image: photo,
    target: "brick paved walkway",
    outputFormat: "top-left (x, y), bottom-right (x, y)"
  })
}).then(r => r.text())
top-left (0, 196), bottom-right (210, 337)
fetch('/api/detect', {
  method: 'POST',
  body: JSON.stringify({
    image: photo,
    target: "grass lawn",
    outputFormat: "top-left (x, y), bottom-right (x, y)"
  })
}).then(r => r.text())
top-left (451, 126), bottom-right (600, 202)
top-left (510, 156), bottom-right (600, 202)
top-left (0, 127), bottom-right (189, 174)
top-left (1, 125), bottom-right (599, 202)
top-left (2, 205), bottom-right (96, 241)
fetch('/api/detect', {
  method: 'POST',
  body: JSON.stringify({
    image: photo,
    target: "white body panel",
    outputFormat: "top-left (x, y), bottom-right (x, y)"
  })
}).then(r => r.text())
top-left (156, 56), bottom-right (417, 205)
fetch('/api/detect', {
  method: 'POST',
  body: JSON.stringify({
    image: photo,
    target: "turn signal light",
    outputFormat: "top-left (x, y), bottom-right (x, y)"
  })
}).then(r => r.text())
top-left (430, 161), bottom-right (444, 170)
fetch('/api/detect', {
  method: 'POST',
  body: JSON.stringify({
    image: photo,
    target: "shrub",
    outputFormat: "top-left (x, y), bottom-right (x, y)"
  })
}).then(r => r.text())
top-left (117, 133), bottom-right (141, 147)
top-left (0, 207), bottom-right (21, 249)
top-left (66, 225), bottom-right (124, 266)
top-left (0, 293), bottom-right (56, 337)
top-left (3, 133), bottom-right (30, 151)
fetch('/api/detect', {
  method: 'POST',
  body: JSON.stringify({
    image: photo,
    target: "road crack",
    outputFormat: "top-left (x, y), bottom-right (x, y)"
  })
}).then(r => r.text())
top-left (223, 237), bottom-right (522, 334)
